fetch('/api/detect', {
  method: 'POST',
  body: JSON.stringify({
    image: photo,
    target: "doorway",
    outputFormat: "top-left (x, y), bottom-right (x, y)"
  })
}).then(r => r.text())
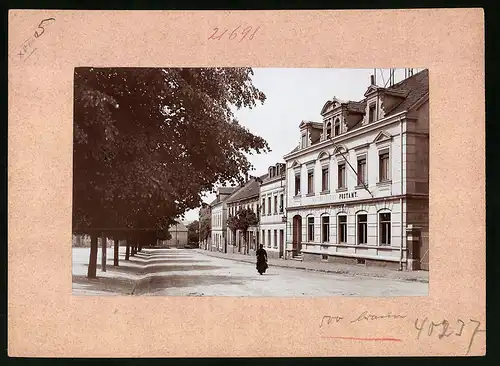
top-left (279, 229), bottom-right (284, 258)
top-left (292, 215), bottom-right (302, 255)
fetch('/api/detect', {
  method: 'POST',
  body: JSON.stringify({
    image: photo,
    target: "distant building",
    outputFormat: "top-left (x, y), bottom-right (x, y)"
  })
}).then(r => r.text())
top-left (259, 163), bottom-right (287, 259)
top-left (283, 69), bottom-right (429, 270)
top-left (210, 187), bottom-right (237, 253)
top-left (226, 175), bottom-right (265, 255)
top-left (158, 221), bottom-right (188, 248)
top-left (198, 203), bottom-right (212, 250)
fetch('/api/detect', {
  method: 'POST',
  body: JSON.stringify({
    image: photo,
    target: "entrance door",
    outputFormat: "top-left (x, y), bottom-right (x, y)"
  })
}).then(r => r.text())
top-left (279, 229), bottom-right (284, 258)
top-left (419, 231), bottom-right (429, 271)
top-left (292, 215), bottom-right (302, 255)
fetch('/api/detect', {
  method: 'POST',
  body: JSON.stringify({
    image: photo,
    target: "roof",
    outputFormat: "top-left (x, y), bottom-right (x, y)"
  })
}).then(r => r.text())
top-left (169, 221), bottom-right (188, 232)
top-left (261, 163), bottom-right (286, 185)
top-left (218, 187), bottom-right (235, 194)
top-left (299, 120), bottom-right (323, 129)
top-left (208, 187), bottom-right (238, 206)
top-left (383, 69), bottom-right (429, 115)
top-left (286, 145), bottom-right (299, 156)
top-left (346, 101), bottom-right (366, 114)
top-left (226, 176), bottom-right (264, 204)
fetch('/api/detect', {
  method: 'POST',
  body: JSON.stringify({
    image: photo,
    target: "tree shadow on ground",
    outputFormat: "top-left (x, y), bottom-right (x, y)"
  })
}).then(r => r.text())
top-left (72, 275), bottom-right (136, 295)
top-left (125, 258), bottom-right (211, 266)
top-left (133, 274), bottom-right (249, 295)
top-left (130, 254), bottom-right (195, 261)
top-left (90, 263), bottom-right (224, 275)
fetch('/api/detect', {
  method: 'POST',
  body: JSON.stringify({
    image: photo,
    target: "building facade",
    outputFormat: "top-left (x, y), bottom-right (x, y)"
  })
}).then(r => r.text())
top-left (259, 163), bottom-right (287, 259)
top-left (210, 187), bottom-right (236, 252)
top-left (283, 70), bottom-right (429, 270)
top-left (198, 203), bottom-right (212, 250)
top-left (226, 176), bottom-right (264, 255)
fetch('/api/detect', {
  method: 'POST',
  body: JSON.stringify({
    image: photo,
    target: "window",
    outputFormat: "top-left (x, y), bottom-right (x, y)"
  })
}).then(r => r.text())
top-left (307, 171), bottom-right (314, 194)
top-left (308, 217), bottom-right (315, 242)
top-left (268, 230), bottom-right (272, 248)
top-left (338, 163), bottom-right (346, 189)
top-left (279, 194), bottom-right (284, 213)
top-left (274, 230), bottom-right (278, 248)
top-left (295, 174), bottom-right (301, 196)
top-left (262, 230), bottom-right (265, 246)
top-left (357, 214), bottom-right (367, 244)
top-left (326, 121), bottom-right (332, 139)
top-left (322, 216), bottom-right (330, 242)
top-left (261, 198), bottom-right (265, 215)
top-left (379, 212), bottom-right (391, 245)
top-left (338, 215), bottom-right (347, 243)
top-left (267, 197), bottom-right (271, 214)
top-left (379, 151), bottom-right (390, 182)
top-left (357, 156), bottom-right (367, 186)
top-left (301, 134), bottom-right (307, 148)
top-left (369, 104), bottom-right (376, 123)
top-left (322, 167), bottom-right (329, 191)
top-left (334, 118), bottom-right (341, 136)
top-left (274, 196), bottom-right (278, 214)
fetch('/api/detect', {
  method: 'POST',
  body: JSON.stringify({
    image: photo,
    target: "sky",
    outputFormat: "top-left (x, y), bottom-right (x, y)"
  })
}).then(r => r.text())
top-left (181, 68), bottom-right (419, 223)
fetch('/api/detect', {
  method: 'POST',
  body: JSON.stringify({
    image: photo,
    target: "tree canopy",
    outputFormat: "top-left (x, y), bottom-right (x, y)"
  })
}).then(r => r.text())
top-left (73, 67), bottom-right (270, 234)
top-left (227, 208), bottom-right (259, 238)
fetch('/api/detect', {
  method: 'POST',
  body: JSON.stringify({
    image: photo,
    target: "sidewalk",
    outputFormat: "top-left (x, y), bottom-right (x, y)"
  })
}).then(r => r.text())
top-left (196, 249), bottom-right (429, 283)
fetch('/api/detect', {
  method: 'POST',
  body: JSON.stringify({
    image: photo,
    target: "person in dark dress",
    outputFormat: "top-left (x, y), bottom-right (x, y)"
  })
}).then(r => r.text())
top-left (256, 244), bottom-right (268, 274)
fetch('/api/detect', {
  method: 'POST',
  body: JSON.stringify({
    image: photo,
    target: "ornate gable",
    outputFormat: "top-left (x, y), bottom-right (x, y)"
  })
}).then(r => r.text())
top-left (364, 85), bottom-right (381, 97)
top-left (317, 151), bottom-right (330, 161)
top-left (320, 97), bottom-right (342, 115)
top-left (333, 144), bottom-right (348, 156)
top-left (373, 131), bottom-right (393, 144)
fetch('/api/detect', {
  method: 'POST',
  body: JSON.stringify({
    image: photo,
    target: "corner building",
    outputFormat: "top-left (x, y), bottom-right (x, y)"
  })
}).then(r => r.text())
top-left (283, 70), bottom-right (429, 270)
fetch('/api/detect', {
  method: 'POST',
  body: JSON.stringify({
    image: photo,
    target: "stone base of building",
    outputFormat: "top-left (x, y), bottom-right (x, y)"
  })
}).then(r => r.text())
top-left (302, 253), bottom-right (403, 270)
top-left (266, 250), bottom-right (281, 259)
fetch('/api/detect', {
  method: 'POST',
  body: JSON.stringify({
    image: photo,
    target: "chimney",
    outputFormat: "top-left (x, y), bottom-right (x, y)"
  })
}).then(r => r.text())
top-left (370, 75), bottom-right (375, 85)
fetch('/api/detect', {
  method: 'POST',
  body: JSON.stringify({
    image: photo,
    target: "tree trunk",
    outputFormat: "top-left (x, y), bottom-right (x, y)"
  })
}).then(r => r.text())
top-left (125, 238), bottom-right (130, 260)
top-left (133, 237), bottom-right (138, 255)
top-left (114, 239), bottom-right (119, 266)
top-left (243, 231), bottom-right (248, 255)
top-left (88, 234), bottom-right (98, 278)
top-left (101, 232), bottom-right (107, 272)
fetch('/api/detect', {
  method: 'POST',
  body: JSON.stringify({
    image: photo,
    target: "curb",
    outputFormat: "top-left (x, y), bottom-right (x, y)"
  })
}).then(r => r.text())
top-left (197, 250), bottom-right (429, 284)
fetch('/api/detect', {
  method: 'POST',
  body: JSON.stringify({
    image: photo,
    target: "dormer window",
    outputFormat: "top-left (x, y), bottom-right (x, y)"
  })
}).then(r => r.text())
top-left (301, 133), bottom-right (307, 148)
top-left (368, 103), bottom-right (376, 123)
top-left (334, 118), bottom-right (341, 136)
top-left (326, 120), bottom-right (332, 139)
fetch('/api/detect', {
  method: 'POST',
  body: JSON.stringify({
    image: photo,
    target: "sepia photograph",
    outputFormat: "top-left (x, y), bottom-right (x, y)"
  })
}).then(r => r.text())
top-left (72, 67), bottom-right (430, 297)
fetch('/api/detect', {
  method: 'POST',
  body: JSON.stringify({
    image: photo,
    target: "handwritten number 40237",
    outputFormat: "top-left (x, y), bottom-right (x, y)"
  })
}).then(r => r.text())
top-left (208, 26), bottom-right (260, 42)
top-left (414, 317), bottom-right (485, 355)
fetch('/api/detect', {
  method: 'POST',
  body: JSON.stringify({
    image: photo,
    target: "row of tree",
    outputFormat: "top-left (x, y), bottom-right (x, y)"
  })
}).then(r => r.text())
top-left (73, 67), bottom-right (270, 277)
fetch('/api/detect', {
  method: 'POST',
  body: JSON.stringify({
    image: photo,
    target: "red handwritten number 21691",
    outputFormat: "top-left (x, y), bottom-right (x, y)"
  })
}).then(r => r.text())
top-left (208, 26), bottom-right (260, 42)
